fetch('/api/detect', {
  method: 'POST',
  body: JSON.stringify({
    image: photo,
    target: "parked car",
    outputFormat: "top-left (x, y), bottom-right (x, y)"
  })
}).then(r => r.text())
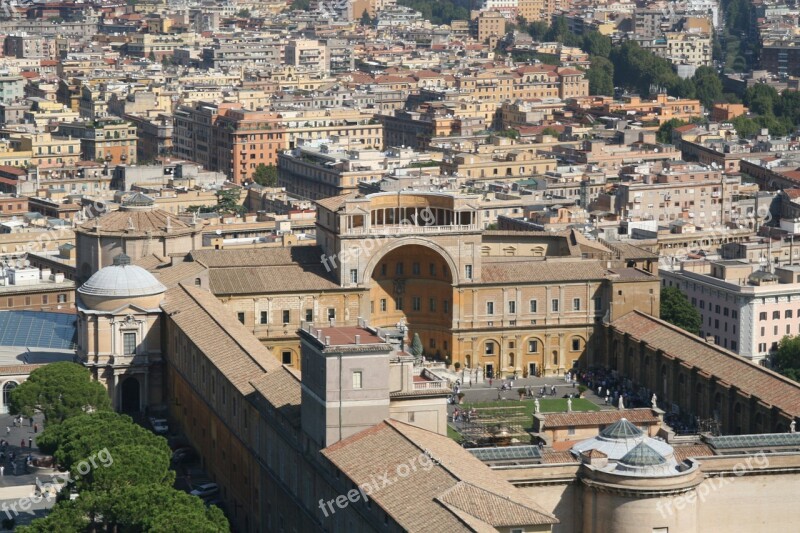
top-left (149, 417), bottom-right (168, 434)
top-left (190, 483), bottom-right (219, 499)
top-left (171, 447), bottom-right (198, 464)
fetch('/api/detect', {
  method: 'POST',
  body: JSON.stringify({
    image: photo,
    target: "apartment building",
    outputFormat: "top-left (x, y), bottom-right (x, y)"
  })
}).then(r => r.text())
top-left (474, 10), bottom-right (506, 43)
top-left (6, 132), bottom-right (82, 169)
top-left (284, 39), bottom-right (328, 75)
top-left (661, 259), bottom-right (800, 364)
top-left (441, 149), bottom-right (558, 184)
top-left (0, 76), bottom-right (24, 105)
top-left (615, 161), bottom-right (741, 224)
top-left (57, 118), bottom-right (138, 165)
top-left (278, 142), bottom-right (428, 199)
top-left (544, 138), bottom-right (682, 177)
top-left (0, 266), bottom-right (74, 311)
top-left (212, 108), bottom-right (286, 184)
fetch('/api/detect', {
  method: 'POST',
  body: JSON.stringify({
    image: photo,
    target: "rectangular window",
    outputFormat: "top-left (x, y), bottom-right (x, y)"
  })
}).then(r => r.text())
top-left (551, 299), bottom-right (559, 312)
top-left (349, 269), bottom-right (358, 284)
top-left (429, 263), bottom-right (436, 276)
top-left (429, 298), bottom-right (436, 312)
top-left (57, 294), bottom-right (67, 303)
top-left (485, 342), bottom-right (495, 355)
top-left (380, 299), bottom-right (387, 312)
top-left (281, 351), bottom-right (292, 365)
top-left (305, 309), bottom-right (313, 322)
top-left (260, 311), bottom-right (268, 324)
top-left (395, 297), bottom-right (403, 310)
top-left (759, 312), bottom-right (767, 321)
top-left (412, 297), bottom-right (421, 311)
top-left (528, 340), bottom-right (538, 352)
top-left (352, 371), bottom-right (362, 389)
top-left (594, 297), bottom-right (601, 311)
top-left (123, 332), bottom-right (136, 355)
top-left (567, 426), bottom-right (575, 436)
top-left (573, 298), bottom-right (581, 311)
top-left (282, 310), bottom-right (290, 324)
top-left (412, 262), bottom-right (420, 275)
top-left (487, 302), bottom-right (494, 315)
top-left (42, 295), bottom-right (48, 305)
top-left (464, 264), bottom-right (473, 279)
top-left (773, 311), bottom-right (780, 320)
top-left (572, 338), bottom-right (580, 351)
top-left (786, 310), bottom-right (793, 319)
top-left (395, 263), bottom-right (404, 275)
top-left (237, 312), bottom-right (245, 324)
top-left (530, 299), bottom-right (538, 313)
top-left (327, 308), bottom-right (335, 320)
top-left (443, 300), bottom-right (449, 313)
top-left (508, 301), bottom-right (516, 314)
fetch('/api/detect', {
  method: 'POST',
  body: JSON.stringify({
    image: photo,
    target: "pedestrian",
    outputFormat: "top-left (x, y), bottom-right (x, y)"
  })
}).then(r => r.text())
top-left (488, 378), bottom-right (493, 387)
top-left (0, 465), bottom-right (4, 476)
top-left (29, 417), bottom-right (33, 427)
top-left (33, 424), bottom-right (37, 434)
top-left (28, 437), bottom-right (32, 449)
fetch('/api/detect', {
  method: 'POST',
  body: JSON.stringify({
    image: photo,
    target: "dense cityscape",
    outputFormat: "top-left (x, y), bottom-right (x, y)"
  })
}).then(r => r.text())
top-left (0, 0), bottom-right (796, 531)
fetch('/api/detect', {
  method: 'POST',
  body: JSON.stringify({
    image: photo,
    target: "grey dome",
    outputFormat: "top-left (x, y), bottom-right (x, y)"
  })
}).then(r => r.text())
top-left (79, 255), bottom-right (166, 298)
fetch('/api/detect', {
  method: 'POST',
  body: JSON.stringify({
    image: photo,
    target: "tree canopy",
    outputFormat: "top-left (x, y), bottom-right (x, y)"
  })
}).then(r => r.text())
top-left (9, 362), bottom-right (111, 424)
top-left (659, 287), bottom-right (701, 335)
top-left (774, 335), bottom-right (800, 382)
top-left (252, 164), bottom-right (278, 187)
top-left (37, 411), bottom-right (167, 470)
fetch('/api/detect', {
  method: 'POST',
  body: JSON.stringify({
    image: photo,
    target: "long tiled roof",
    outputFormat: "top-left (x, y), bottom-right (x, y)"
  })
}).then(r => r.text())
top-left (611, 311), bottom-right (800, 419)
top-left (189, 246), bottom-right (324, 268)
top-left (480, 260), bottom-right (609, 284)
top-left (540, 408), bottom-right (658, 428)
top-left (160, 284), bottom-right (279, 394)
top-left (322, 420), bottom-right (557, 531)
top-left (250, 368), bottom-right (302, 425)
top-left (209, 264), bottom-right (341, 294)
top-left (151, 261), bottom-right (208, 288)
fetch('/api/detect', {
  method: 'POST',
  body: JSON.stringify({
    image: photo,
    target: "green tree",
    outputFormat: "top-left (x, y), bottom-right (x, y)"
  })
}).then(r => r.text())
top-left (411, 333), bottom-right (423, 356)
top-left (290, 0), bottom-right (310, 9)
top-left (72, 443), bottom-right (174, 494)
top-left (9, 362), bottom-right (111, 424)
top-left (360, 9), bottom-right (372, 26)
top-left (37, 411), bottom-right (167, 470)
top-left (774, 335), bottom-right (800, 381)
top-left (527, 20), bottom-right (549, 41)
top-left (252, 164), bottom-right (278, 187)
top-left (19, 484), bottom-right (227, 533)
top-left (692, 66), bottom-right (724, 108)
top-left (587, 56), bottom-right (614, 96)
top-left (583, 31), bottom-right (611, 58)
top-left (216, 188), bottom-right (246, 216)
top-left (659, 287), bottom-right (701, 335)
top-left (656, 118), bottom-right (688, 144)
top-left (236, 8), bottom-right (250, 17)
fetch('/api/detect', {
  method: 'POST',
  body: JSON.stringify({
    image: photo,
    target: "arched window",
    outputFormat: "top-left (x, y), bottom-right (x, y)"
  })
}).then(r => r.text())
top-left (2, 381), bottom-right (18, 411)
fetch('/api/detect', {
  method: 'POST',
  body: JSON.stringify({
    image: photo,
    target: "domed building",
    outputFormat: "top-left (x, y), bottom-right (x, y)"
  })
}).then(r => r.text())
top-left (75, 193), bottom-right (203, 283)
top-left (570, 418), bottom-right (704, 533)
top-left (76, 253), bottom-right (166, 412)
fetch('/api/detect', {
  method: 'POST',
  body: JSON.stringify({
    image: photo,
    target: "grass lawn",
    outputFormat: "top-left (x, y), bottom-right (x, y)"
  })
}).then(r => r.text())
top-left (460, 398), bottom-right (599, 419)
top-left (447, 424), bottom-right (463, 443)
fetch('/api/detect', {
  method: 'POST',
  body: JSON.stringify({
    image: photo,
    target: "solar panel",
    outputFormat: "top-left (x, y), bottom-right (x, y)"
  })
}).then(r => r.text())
top-left (0, 311), bottom-right (77, 350)
top-left (708, 433), bottom-right (800, 449)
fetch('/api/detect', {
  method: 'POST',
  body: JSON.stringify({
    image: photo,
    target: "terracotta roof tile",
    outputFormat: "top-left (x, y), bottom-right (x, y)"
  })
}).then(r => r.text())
top-left (322, 420), bottom-right (557, 531)
top-left (480, 260), bottom-right (608, 284)
top-left (539, 408), bottom-right (658, 428)
top-left (160, 284), bottom-right (279, 394)
top-left (673, 444), bottom-right (714, 462)
top-left (209, 264), bottom-right (340, 294)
